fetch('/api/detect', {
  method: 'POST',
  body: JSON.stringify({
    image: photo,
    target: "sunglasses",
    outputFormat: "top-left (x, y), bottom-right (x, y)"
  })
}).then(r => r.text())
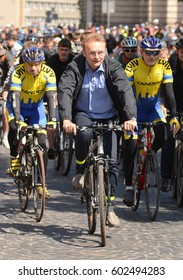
top-left (144, 50), bottom-right (160, 56)
top-left (123, 49), bottom-right (137, 53)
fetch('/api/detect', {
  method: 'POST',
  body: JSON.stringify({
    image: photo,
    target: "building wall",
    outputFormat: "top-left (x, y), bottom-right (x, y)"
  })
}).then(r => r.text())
top-left (0, 0), bottom-right (80, 28)
top-left (0, 0), bottom-right (21, 27)
top-left (90, 0), bottom-right (182, 28)
top-left (0, 0), bottom-right (183, 29)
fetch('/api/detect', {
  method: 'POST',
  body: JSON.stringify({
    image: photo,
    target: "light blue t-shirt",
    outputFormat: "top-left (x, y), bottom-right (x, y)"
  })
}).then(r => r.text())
top-left (75, 62), bottom-right (116, 119)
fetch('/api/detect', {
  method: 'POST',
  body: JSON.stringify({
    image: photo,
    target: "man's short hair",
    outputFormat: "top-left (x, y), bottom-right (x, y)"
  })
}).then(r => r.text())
top-left (6, 34), bottom-right (18, 41)
top-left (58, 38), bottom-right (71, 49)
top-left (82, 33), bottom-right (106, 50)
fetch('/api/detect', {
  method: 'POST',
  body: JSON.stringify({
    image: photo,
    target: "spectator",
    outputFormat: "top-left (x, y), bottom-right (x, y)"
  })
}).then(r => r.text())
top-left (6, 34), bottom-right (22, 65)
top-left (0, 46), bottom-right (14, 149)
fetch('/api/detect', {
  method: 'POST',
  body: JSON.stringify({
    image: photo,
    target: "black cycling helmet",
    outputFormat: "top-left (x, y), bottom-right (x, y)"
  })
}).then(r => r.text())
top-left (121, 37), bottom-right (138, 48)
top-left (22, 46), bottom-right (45, 62)
top-left (25, 34), bottom-right (39, 44)
top-left (140, 35), bottom-right (162, 50)
top-left (175, 37), bottom-right (183, 48)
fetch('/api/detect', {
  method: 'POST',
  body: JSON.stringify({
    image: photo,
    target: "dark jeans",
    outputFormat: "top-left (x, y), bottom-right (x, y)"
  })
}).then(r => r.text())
top-left (161, 127), bottom-right (175, 179)
top-left (73, 111), bottom-right (118, 197)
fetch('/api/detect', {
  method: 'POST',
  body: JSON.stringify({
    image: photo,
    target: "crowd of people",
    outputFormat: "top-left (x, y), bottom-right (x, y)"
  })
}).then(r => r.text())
top-left (1, 18), bottom-right (183, 227)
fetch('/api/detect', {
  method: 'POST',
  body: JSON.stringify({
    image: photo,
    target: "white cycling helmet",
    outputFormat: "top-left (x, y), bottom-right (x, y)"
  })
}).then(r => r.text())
top-left (121, 37), bottom-right (138, 48)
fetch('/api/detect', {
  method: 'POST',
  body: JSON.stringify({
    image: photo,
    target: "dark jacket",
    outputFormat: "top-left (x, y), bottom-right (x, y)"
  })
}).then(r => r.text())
top-left (166, 51), bottom-right (183, 112)
top-left (57, 53), bottom-right (137, 123)
top-left (47, 53), bottom-right (74, 87)
top-left (0, 51), bottom-right (14, 87)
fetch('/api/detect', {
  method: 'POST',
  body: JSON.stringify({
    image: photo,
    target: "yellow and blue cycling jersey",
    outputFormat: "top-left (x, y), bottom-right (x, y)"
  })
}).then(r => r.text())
top-left (125, 57), bottom-right (173, 123)
top-left (6, 63), bottom-right (56, 124)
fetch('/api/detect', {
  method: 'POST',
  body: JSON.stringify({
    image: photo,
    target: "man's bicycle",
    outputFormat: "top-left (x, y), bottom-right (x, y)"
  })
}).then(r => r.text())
top-left (14, 124), bottom-right (47, 222)
top-left (79, 122), bottom-right (123, 247)
top-left (132, 122), bottom-right (161, 221)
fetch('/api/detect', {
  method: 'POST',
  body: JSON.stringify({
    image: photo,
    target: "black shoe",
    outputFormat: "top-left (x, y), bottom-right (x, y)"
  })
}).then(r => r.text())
top-left (123, 189), bottom-right (134, 207)
top-left (161, 178), bottom-right (170, 192)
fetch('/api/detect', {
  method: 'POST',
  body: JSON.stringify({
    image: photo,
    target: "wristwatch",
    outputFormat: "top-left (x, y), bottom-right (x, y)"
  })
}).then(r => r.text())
top-left (51, 118), bottom-right (57, 122)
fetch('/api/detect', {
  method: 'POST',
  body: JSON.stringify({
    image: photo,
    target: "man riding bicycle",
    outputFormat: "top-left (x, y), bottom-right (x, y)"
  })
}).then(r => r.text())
top-left (58, 33), bottom-right (137, 227)
top-left (123, 35), bottom-right (180, 206)
top-left (6, 46), bottom-right (57, 198)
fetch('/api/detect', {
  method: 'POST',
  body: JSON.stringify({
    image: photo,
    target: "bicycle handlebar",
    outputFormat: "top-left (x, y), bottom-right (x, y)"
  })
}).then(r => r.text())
top-left (77, 122), bottom-right (123, 132)
top-left (17, 124), bottom-right (47, 141)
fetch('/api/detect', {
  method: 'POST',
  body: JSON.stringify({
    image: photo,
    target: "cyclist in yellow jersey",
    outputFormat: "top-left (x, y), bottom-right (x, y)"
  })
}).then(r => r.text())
top-left (123, 35), bottom-right (180, 206)
top-left (6, 46), bottom-right (57, 198)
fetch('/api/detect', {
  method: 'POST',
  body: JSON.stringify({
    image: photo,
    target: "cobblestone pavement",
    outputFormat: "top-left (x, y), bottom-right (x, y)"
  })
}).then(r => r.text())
top-left (0, 145), bottom-right (183, 260)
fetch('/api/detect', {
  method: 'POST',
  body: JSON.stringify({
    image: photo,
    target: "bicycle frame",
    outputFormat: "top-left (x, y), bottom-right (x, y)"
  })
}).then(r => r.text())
top-left (87, 127), bottom-right (111, 203)
top-left (136, 123), bottom-right (155, 189)
top-left (133, 122), bottom-right (160, 221)
top-left (80, 122), bottom-right (123, 246)
top-left (16, 124), bottom-right (46, 221)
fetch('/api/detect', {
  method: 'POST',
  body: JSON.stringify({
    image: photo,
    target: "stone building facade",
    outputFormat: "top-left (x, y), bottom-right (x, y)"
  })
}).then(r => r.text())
top-left (81, 0), bottom-right (183, 28)
top-left (0, 0), bottom-right (183, 29)
top-left (0, 0), bottom-right (80, 28)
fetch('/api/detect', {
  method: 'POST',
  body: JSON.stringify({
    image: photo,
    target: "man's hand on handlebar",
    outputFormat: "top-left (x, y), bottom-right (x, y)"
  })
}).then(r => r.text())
top-left (170, 117), bottom-right (181, 137)
top-left (123, 118), bottom-right (137, 133)
top-left (63, 120), bottom-right (77, 135)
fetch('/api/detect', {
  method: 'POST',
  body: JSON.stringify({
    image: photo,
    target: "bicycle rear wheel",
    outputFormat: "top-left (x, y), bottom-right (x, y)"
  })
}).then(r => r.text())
top-left (60, 132), bottom-right (74, 176)
top-left (98, 163), bottom-right (107, 247)
top-left (17, 148), bottom-right (31, 211)
top-left (176, 143), bottom-right (183, 207)
top-left (32, 150), bottom-right (46, 222)
top-left (54, 128), bottom-right (61, 171)
top-left (144, 150), bottom-right (160, 221)
top-left (85, 164), bottom-right (97, 234)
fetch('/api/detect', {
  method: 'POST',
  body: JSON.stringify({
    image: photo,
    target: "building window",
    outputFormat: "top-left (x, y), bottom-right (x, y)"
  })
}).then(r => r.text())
top-left (33, 2), bottom-right (38, 10)
top-left (40, 2), bottom-right (44, 10)
top-left (71, 4), bottom-right (76, 11)
top-left (65, 4), bottom-right (69, 11)
top-left (25, 1), bottom-right (31, 10)
top-left (46, 3), bottom-right (51, 10)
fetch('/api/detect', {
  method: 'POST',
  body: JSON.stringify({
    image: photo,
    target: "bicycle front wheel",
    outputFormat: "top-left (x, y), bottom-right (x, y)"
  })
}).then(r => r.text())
top-left (85, 164), bottom-right (97, 234)
top-left (172, 144), bottom-right (180, 199)
top-left (17, 148), bottom-right (31, 211)
top-left (60, 132), bottom-right (74, 176)
top-left (176, 143), bottom-right (183, 207)
top-left (144, 150), bottom-right (160, 221)
top-left (131, 175), bottom-right (141, 211)
top-left (32, 150), bottom-right (46, 222)
top-left (98, 164), bottom-right (107, 247)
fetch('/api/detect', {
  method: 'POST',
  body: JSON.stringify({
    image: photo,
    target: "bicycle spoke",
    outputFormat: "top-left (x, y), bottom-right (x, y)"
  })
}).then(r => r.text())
top-left (17, 148), bottom-right (31, 211)
top-left (86, 165), bottom-right (97, 234)
top-left (131, 175), bottom-right (141, 211)
top-left (60, 132), bottom-right (73, 176)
